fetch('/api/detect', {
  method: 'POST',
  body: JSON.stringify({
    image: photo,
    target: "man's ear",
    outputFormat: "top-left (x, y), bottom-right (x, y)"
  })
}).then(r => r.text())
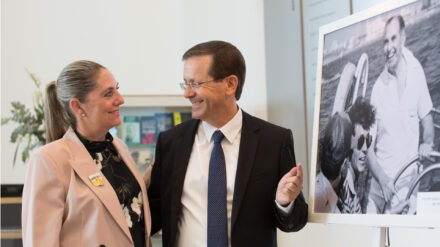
top-left (225, 75), bottom-right (238, 96)
top-left (69, 98), bottom-right (86, 118)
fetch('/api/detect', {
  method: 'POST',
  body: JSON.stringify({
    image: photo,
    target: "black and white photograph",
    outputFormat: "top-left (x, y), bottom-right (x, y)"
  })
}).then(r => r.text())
top-left (310, 0), bottom-right (440, 225)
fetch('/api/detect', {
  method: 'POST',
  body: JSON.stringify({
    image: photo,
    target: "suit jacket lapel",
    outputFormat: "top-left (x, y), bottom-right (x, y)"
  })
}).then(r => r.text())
top-left (63, 128), bottom-right (133, 244)
top-left (231, 111), bottom-right (259, 230)
top-left (169, 119), bottom-right (200, 240)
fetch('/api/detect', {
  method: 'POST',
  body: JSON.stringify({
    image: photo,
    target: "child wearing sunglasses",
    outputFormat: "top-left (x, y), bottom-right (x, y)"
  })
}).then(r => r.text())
top-left (337, 97), bottom-right (375, 214)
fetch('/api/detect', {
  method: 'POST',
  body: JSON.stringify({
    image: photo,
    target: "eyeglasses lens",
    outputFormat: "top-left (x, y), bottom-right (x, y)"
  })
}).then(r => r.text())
top-left (357, 134), bottom-right (372, 150)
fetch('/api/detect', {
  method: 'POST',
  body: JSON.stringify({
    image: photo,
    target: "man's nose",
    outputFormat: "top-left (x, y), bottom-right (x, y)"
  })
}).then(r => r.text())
top-left (184, 87), bottom-right (195, 98)
top-left (385, 43), bottom-right (392, 53)
top-left (361, 141), bottom-right (369, 152)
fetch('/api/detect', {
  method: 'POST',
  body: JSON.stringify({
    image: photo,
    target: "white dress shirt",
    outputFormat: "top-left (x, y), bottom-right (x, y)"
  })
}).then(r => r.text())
top-left (177, 109), bottom-right (293, 247)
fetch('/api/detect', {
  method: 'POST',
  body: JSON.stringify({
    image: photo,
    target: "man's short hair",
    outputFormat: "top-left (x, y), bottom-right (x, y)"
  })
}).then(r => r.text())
top-left (348, 96), bottom-right (375, 131)
top-left (385, 15), bottom-right (405, 32)
top-left (319, 112), bottom-right (352, 181)
top-left (182, 40), bottom-right (246, 100)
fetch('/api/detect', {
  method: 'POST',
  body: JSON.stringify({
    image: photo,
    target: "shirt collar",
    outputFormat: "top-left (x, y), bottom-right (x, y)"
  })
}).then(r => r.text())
top-left (202, 108), bottom-right (242, 144)
top-left (73, 129), bottom-right (116, 158)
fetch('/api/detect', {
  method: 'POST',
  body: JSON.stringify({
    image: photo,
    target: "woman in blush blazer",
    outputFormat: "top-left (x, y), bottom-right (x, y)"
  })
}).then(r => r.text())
top-left (21, 60), bottom-right (151, 247)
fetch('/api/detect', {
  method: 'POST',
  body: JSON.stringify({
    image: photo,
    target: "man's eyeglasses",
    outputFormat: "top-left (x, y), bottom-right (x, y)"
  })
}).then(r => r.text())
top-left (357, 133), bottom-right (372, 150)
top-left (179, 77), bottom-right (225, 90)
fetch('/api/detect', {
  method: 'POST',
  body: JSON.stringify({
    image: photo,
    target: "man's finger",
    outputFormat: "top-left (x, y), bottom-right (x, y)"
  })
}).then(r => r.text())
top-left (284, 175), bottom-right (302, 187)
top-left (283, 176), bottom-right (299, 184)
top-left (283, 166), bottom-right (297, 179)
top-left (285, 182), bottom-right (302, 196)
top-left (296, 163), bottom-right (303, 179)
top-left (286, 183), bottom-right (298, 193)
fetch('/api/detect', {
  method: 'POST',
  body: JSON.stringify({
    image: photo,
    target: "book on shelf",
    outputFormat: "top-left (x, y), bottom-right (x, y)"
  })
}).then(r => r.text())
top-left (173, 111), bottom-right (192, 126)
top-left (140, 116), bottom-right (156, 144)
top-left (122, 116), bottom-right (141, 145)
top-left (180, 112), bottom-right (192, 123)
top-left (173, 112), bottom-right (182, 126)
top-left (154, 113), bottom-right (174, 140)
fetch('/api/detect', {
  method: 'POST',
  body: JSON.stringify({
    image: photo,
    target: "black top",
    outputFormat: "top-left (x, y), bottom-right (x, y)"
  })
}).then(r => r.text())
top-left (75, 130), bottom-right (145, 247)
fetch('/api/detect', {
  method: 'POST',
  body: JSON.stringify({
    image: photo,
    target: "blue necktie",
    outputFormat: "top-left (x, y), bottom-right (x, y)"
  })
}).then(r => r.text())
top-left (207, 130), bottom-right (228, 247)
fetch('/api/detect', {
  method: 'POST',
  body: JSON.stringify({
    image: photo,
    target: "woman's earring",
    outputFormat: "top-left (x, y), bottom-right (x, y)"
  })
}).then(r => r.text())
top-left (82, 113), bottom-right (86, 118)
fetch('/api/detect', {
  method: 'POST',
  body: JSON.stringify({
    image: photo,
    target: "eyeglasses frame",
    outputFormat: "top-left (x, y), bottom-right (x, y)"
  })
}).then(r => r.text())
top-left (179, 76), bottom-right (228, 91)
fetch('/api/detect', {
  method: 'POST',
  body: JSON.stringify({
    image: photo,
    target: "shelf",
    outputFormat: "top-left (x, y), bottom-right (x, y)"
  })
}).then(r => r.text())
top-left (1, 197), bottom-right (21, 204)
top-left (1, 229), bottom-right (21, 239)
top-left (1, 184), bottom-right (23, 197)
top-left (123, 95), bottom-right (191, 107)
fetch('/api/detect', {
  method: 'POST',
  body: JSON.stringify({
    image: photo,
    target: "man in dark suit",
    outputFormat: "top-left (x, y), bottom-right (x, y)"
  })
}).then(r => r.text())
top-left (148, 40), bottom-right (308, 247)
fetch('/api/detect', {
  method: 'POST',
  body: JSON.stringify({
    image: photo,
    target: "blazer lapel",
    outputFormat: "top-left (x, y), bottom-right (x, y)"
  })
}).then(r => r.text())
top-left (63, 128), bottom-right (133, 244)
top-left (231, 112), bottom-right (260, 230)
top-left (113, 139), bottom-right (151, 240)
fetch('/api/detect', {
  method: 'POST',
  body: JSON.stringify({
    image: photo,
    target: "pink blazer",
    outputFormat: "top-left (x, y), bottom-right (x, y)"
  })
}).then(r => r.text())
top-left (22, 128), bottom-right (151, 247)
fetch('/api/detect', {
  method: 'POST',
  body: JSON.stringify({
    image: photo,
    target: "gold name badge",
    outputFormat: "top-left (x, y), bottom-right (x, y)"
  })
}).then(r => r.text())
top-left (89, 172), bottom-right (104, 187)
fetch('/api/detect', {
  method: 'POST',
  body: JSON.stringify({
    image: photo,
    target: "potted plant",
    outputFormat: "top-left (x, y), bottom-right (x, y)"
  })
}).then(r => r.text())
top-left (1, 70), bottom-right (46, 165)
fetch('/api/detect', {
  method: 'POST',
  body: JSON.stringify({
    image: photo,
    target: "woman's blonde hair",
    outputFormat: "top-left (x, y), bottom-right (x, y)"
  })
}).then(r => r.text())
top-left (45, 60), bottom-right (105, 143)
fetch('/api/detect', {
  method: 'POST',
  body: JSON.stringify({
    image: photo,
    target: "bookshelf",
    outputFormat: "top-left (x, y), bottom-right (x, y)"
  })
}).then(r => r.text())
top-left (1, 184), bottom-right (23, 247)
top-left (117, 95), bottom-right (192, 175)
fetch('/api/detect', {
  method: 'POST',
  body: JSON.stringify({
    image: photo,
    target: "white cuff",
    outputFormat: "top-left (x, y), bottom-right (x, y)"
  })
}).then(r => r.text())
top-left (275, 199), bottom-right (295, 215)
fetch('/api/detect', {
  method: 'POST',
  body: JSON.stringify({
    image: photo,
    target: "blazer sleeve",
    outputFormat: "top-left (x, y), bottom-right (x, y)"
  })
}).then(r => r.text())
top-left (21, 150), bottom-right (67, 247)
top-left (274, 130), bottom-right (308, 232)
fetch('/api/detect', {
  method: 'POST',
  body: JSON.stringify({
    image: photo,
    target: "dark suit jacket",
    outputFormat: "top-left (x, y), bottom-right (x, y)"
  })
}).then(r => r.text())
top-left (148, 111), bottom-right (308, 247)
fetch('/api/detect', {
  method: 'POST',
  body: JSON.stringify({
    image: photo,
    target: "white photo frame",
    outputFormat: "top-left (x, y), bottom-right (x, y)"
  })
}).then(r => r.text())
top-left (309, 0), bottom-right (440, 227)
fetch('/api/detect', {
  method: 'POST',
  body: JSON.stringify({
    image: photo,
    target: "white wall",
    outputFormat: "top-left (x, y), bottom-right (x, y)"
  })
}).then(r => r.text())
top-left (264, 0), bottom-right (309, 197)
top-left (1, 0), bottom-right (267, 184)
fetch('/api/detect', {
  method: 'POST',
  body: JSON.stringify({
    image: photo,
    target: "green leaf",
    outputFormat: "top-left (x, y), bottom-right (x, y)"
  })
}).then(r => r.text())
top-left (26, 68), bottom-right (41, 88)
top-left (1, 117), bottom-right (11, 125)
top-left (13, 143), bottom-right (20, 167)
top-left (22, 148), bottom-right (29, 163)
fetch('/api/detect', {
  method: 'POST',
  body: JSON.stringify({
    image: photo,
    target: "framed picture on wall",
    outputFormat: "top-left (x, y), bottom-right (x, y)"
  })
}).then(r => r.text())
top-left (309, 0), bottom-right (440, 227)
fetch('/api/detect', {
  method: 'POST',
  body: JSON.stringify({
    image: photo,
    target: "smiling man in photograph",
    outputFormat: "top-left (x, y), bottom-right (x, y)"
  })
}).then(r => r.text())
top-left (148, 40), bottom-right (308, 247)
top-left (368, 15), bottom-right (434, 214)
